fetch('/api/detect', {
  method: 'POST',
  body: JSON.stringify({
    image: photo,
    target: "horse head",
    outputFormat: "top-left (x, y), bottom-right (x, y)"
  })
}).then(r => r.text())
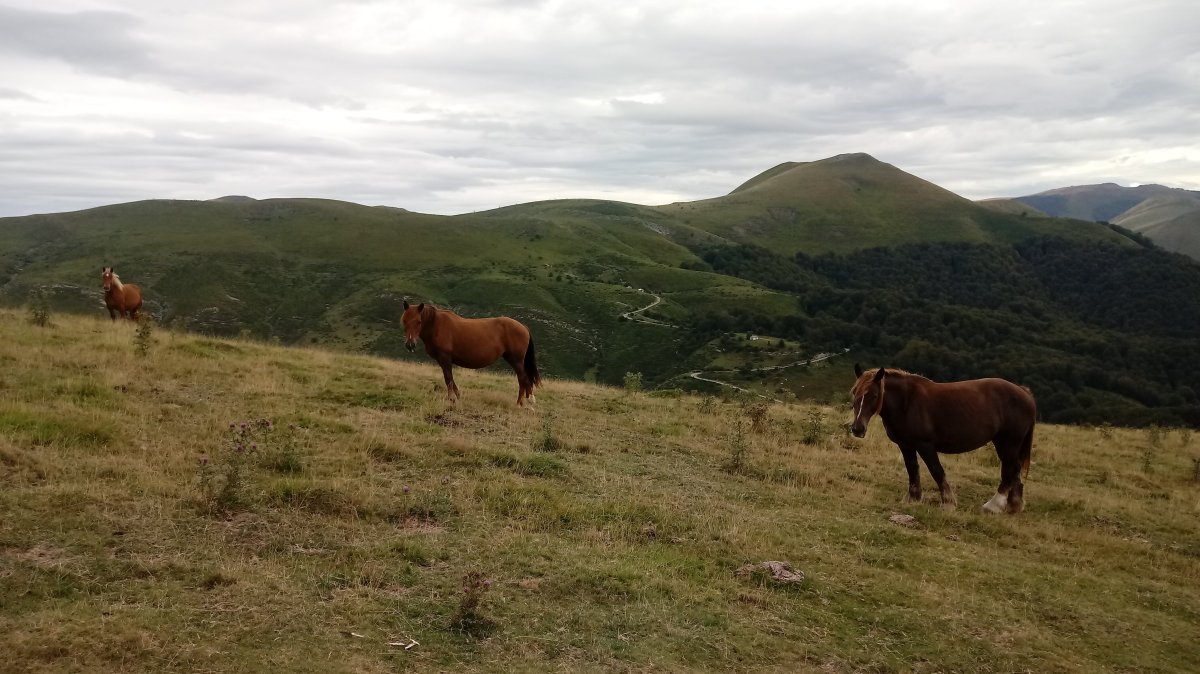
top-left (101, 266), bottom-right (115, 292)
top-left (401, 301), bottom-right (427, 352)
top-left (849, 364), bottom-right (886, 438)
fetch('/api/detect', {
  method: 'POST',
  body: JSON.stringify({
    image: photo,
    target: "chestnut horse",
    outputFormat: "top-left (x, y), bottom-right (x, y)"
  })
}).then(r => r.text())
top-left (101, 267), bottom-right (143, 321)
top-left (849, 364), bottom-right (1036, 514)
top-left (402, 301), bottom-right (540, 406)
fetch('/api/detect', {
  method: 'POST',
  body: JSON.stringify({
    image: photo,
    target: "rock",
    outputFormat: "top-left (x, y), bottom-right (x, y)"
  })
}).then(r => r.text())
top-left (888, 513), bottom-right (919, 528)
top-left (736, 560), bottom-right (805, 584)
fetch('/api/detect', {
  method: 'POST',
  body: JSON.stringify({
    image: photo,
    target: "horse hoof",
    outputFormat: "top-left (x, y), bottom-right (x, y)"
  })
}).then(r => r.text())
top-left (981, 492), bottom-right (1008, 515)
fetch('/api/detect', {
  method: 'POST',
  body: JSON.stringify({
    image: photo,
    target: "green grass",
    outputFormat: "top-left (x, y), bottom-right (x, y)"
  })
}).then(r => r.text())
top-left (2, 310), bottom-right (1199, 672)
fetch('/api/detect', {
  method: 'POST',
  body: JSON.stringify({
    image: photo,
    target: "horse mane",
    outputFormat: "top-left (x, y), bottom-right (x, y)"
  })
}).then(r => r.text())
top-left (110, 274), bottom-right (124, 291)
top-left (851, 367), bottom-right (929, 396)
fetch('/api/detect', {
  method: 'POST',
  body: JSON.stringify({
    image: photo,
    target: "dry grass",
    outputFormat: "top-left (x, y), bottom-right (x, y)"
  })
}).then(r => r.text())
top-left (2, 310), bottom-right (1199, 673)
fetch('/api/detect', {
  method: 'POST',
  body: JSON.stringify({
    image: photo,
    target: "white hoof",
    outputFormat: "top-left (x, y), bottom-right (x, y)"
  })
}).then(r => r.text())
top-left (981, 492), bottom-right (1008, 515)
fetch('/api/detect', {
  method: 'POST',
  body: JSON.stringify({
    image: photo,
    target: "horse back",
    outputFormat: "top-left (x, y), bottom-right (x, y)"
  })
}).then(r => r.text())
top-left (918, 377), bottom-right (1035, 451)
top-left (124, 284), bottom-right (143, 309)
top-left (436, 312), bottom-right (529, 367)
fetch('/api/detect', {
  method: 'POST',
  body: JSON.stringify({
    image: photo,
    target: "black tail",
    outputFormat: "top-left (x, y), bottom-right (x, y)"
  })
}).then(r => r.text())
top-left (1021, 387), bottom-right (1036, 479)
top-left (524, 337), bottom-right (541, 388)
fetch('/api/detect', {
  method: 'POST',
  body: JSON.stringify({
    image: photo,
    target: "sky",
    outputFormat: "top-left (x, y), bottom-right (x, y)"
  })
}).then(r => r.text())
top-left (1, 0), bottom-right (1198, 217)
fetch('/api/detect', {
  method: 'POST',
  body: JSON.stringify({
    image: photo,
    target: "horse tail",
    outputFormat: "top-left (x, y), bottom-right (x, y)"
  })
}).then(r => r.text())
top-left (524, 336), bottom-right (540, 388)
top-left (1021, 387), bottom-right (1036, 479)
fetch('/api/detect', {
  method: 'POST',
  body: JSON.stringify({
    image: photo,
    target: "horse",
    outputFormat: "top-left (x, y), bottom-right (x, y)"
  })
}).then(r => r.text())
top-left (101, 267), bottom-right (143, 321)
top-left (401, 301), bottom-right (540, 406)
top-left (849, 364), bottom-right (1036, 514)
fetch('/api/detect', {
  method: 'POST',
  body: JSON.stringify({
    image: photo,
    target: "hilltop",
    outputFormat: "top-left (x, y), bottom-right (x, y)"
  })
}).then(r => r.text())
top-left (2, 311), bottom-right (1199, 672)
top-left (3, 155), bottom-right (1199, 426)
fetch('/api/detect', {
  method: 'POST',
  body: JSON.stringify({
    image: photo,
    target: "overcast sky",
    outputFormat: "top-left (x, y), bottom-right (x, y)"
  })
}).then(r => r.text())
top-left (1, 0), bottom-right (1197, 217)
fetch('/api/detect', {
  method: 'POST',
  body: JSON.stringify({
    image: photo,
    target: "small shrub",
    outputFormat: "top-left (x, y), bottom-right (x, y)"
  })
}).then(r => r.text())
top-left (134, 315), bottom-right (154, 357)
top-left (698, 395), bottom-right (715, 414)
top-left (723, 419), bottom-right (749, 474)
top-left (1147, 425), bottom-right (1163, 448)
top-left (742, 400), bottom-right (770, 433)
top-left (28, 290), bottom-right (51, 327)
top-left (623, 371), bottom-right (643, 393)
top-left (449, 571), bottom-right (497, 637)
top-left (1141, 444), bottom-right (1155, 475)
top-left (198, 418), bottom-right (274, 514)
top-left (532, 413), bottom-right (563, 453)
top-left (1191, 457), bottom-right (1200, 484)
top-left (1097, 423), bottom-right (1114, 441)
top-left (799, 409), bottom-right (827, 446)
top-left (265, 424), bottom-right (306, 474)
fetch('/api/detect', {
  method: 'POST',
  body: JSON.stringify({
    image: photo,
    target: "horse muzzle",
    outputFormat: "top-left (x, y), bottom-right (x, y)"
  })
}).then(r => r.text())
top-left (405, 340), bottom-right (416, 352)
top-left (851, 425), bottom-right (866, 439)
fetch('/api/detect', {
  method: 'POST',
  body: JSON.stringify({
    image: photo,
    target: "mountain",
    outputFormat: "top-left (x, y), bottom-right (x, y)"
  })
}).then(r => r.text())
top-left (1013, 183), bottom-right (1200, 260)
top-left (656, 153), bottom-right (1112, 254)
top-left (3, 155), bottom-right (1198, 426)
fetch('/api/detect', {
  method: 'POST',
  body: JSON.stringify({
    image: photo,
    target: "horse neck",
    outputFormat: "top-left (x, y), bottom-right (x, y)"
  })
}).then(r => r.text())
top-left (880, 372), bottom-right (915, 422)
top-left (419, 307), bottom-right (439, 339)
top-left (109, 276), bottom-right (125, 294)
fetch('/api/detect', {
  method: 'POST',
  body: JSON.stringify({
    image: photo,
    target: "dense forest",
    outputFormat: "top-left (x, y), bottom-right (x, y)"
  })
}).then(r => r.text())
top-left (693, 238), bottom-right (1200, 427)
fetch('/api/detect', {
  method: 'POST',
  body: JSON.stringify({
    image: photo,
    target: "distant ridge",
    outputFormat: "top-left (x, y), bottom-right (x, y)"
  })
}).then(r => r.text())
top-left (209, 195), bottom-right (257, 203)
top-left (1013, 183), bottom-right (1200, 260)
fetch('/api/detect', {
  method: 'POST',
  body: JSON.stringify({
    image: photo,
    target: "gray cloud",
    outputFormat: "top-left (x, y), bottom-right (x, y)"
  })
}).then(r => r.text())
top-left (0, 0), bottom-right (1197, 217)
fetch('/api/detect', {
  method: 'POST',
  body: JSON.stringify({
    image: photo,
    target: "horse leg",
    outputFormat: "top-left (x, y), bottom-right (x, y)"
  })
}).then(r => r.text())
top-left (503, 352), bottom-right (532, 407)
top-left (900, 446), bottom-right (922, 503)
top-left (438, 360), bottom-right (459, 404)
top-left (108, 307), bottom-right (118, 321)
top-left (915, 445), bottom-right (956, 508)
top-left (983, 441), bottom-right (1022, 514)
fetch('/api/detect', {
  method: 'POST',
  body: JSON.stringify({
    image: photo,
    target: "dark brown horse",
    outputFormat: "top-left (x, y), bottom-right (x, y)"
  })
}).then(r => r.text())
top-left (849, 364), bottom-right (1036, 514)
top-left (101, 267), bottom-right (143, 321)
top-left (402, 301), bottom-right (540, 406)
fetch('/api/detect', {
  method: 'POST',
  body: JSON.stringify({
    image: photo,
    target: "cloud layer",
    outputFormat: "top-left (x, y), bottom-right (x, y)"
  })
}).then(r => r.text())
top-left (2, 0), bottom-right (1198, 216)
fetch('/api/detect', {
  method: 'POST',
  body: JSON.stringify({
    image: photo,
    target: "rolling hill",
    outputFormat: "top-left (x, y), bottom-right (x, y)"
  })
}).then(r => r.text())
top-left (1013, 183), bottom-right (1200, 260)
top-left (3, 154), bottom-right (1199, 426)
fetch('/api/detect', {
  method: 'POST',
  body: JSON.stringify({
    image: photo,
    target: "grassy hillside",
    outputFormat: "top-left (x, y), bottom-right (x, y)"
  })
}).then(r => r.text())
top-left (1113, 194), bottom-right (1200, 260)
top-left (976, 197), bottom-right (1047, 217)
top-left (2, 156), bottom-right (1189, 425)
top-left (3, 311), bottom-right (1200, 673)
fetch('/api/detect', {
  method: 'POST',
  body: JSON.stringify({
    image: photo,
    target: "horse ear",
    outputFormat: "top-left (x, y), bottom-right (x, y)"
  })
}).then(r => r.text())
top-left (874, 367), bottom-right (886, 382)
top-left (417, 303), bottom-right (424, 313)
top-left (854, 363), bottom-right (863, 377)
top-left (403, 300), bottom-right (409, 310)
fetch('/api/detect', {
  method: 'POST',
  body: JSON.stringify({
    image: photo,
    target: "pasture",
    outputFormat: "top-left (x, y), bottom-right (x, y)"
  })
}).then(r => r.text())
top-left (2, 310), bottom-right (1198, 673)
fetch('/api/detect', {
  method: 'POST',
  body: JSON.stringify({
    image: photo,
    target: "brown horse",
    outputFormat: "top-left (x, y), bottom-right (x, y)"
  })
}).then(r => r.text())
top-left (849, 364), bottom-right (1036, 514)
top-left (101, 267), bottom-right (143, 321)
top-left (401, 301), bottom-right (540, 406)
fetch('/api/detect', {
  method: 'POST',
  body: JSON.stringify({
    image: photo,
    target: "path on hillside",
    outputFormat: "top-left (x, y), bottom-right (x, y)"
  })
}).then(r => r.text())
top-left (685, 371), bottom-right (782, 402)
top-left (677, 347), bottom-right (851, 400)
top-left (619, 291), bottom-right (675, 327)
